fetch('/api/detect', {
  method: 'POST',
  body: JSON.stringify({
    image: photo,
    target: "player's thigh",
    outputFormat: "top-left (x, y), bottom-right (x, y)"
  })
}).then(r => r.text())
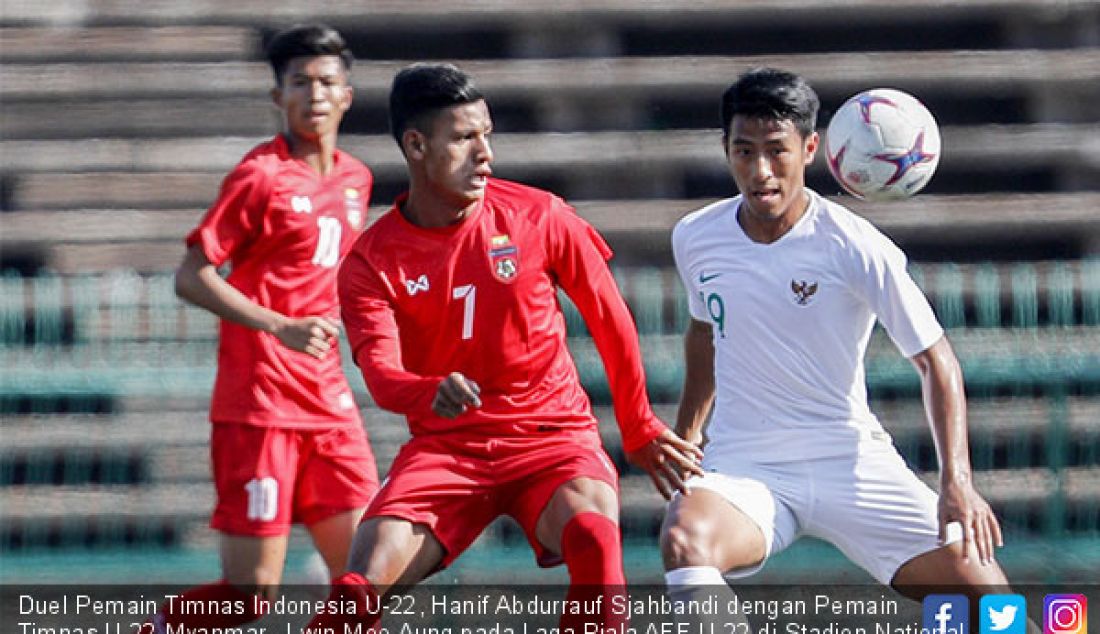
top-left (502, 433), bottom-right (620, 563)
top-left (360, 435), bottom-right (497, 571)
top-left (349, 515), bottom-right (446, 592)
top-left (660, 484), bottom-right (768, 572)
top-left (220, 533), bottom-right (290, 591)
top-left (296, 424), bottom-right (379, 525)
top-left (806, 443), bottom-right (960, 585)
top-left (209, 424), bottom-right (298, 538)
top-left (535, 476), bottom-right (620, 554)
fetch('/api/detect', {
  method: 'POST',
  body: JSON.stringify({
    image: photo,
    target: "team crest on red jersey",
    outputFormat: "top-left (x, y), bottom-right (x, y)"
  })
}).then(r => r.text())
top-left (489, 234), bottom-right (519, 283)
top-left (344, 188), bottom-right (364, 229)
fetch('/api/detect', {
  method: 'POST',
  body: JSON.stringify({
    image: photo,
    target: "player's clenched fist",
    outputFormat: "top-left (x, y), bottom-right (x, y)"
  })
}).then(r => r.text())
top-left (432, 372), bottom-right (482, 418)
top-left (273, 316), bottom-right (341, 359)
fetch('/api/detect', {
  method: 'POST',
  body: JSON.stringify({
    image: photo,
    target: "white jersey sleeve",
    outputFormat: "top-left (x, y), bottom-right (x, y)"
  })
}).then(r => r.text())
top-left (672, 214), bottom-right (708, 323)
top-left (845, 221), bottom-right (944, 358)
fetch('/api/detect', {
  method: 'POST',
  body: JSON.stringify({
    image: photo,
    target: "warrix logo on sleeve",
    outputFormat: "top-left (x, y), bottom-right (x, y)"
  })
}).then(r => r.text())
top-left (405, 275), bottom-right (430, 296)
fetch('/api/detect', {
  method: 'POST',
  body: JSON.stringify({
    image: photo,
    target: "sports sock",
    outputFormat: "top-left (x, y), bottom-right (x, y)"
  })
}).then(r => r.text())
top-left (304, 571), bottom-right (382, 631)
top-left (665, 566), bottom-right (748, 629)
top-left (559, 512), bottom-right (627, 630)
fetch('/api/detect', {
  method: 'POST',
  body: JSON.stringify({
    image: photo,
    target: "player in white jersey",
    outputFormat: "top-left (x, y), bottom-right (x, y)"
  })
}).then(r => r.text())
top-left (661, 68), bottom-right (1010, 602)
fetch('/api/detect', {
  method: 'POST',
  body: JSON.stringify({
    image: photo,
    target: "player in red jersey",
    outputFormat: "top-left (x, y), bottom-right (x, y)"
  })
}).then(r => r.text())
top-left (141, 24), bottom-right (379, 633)
top-left (304, 62), bottom-right (703, 632)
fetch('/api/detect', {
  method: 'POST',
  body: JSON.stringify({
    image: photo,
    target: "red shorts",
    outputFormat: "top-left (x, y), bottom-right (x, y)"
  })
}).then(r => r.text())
top-left (210, 423), bottom-right (379, 536)
top-left (365, 430), bottom-right (619, 569)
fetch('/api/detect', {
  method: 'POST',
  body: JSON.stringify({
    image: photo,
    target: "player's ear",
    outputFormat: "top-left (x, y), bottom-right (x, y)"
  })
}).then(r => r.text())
top-left (341, 84), bottom-right (354, 110)
top-left (402, 129), bottom-right (426, 159)
top-left (803, 130), bottom-right (820, 164)
top-left (270, 86), bottom-right (284, 108)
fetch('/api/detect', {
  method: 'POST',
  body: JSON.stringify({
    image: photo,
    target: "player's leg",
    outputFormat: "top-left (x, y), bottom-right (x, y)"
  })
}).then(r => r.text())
top-left (501, 433), bottom-right (624, 629)
top-left (143, 425), bottom-right (298, 633)
top-left (660, 469), bottom-right (795, 631)
top-left (805, 441), bottom-right (1015, 624)
top-left (298, 424), bottom-right (379, 578)
top-left (351, 515), bottom-right (447, 589)
top-left (305, 508), bottom-right (367, 577)
top-left (514, 431), bottom-right (666, 629)
top-left (891, 541), bottom-right (1009, 595)
top-left (661, 486), bottom-right (767, 574)
top-left (220, 532), bottom-right (291, 592)
top-left (536, 475), bottom-right (622, 580)
top-left (537, 476), bottom-right (627, 631)
top-left (143, 535), bottom-right (285, 634)
top-left (306, 435), bottom-right (495, 631)
top-left (660, 485), bottom-right (764, 629)
top-left (893, 549), bottom-right (1035, 633)
top-left (305, 516), bottom-right (446, 632)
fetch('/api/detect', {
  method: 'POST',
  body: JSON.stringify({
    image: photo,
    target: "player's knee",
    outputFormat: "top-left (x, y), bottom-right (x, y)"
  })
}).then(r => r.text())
top-left (660, 519), bottom-right (714, 569)
top-left (893, 542), bottom-right (1008, 592)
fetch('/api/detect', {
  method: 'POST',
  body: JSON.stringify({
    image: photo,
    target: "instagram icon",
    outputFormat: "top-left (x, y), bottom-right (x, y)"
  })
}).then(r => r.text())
top-left (1045, 595), bottom-right (1087, 634)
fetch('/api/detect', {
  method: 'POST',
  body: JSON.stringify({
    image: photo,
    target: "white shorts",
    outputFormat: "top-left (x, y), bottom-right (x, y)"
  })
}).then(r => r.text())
top-left (685, 437), bottom-right (962, 584)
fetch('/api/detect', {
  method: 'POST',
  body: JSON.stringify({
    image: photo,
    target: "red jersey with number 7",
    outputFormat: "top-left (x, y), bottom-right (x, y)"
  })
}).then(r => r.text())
top-left (337, 177), bottom-right (663, 452)
top-left (186, 135), bottom-right (373, 428)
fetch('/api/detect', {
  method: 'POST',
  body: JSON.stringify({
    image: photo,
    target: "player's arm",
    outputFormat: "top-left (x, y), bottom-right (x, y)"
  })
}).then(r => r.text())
top-left (549, 206), bottom-right (702, 498)
top-left (569, 268), bottom-right (703, 498)
top-left (909, 335), bottom-right (1003, 565)
top-left (675, 318), bottom-right (716, 447)
top-left (337, 249), bottom-right (447, 417)
top-left (174, 244), bottom-right (338, 358)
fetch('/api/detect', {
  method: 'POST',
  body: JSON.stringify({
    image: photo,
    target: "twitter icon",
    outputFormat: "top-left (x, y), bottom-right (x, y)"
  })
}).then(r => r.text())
top-left (982, 594), bottom-right (1028, 634)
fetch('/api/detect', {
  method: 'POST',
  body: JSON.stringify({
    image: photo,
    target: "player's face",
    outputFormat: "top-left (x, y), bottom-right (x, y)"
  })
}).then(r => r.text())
top-left (725, 115), bottom-right (818, 236)
top-left (418, 100), bottom-right (494, 207)
top-left (272, 55), bottom-right (352, 143)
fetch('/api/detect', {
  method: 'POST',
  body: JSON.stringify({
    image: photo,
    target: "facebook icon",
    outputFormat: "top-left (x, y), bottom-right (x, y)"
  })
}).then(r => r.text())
top-left (924, 595), bottom-right (970, 634)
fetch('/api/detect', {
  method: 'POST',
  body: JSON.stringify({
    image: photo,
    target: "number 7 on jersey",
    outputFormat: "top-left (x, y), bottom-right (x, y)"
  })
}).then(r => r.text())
top-left (453, 284), bottom-right (476, 340)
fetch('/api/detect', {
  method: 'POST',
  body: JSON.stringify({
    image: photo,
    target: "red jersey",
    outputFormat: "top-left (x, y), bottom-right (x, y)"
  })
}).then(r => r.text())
top-left (338, 178), bottom-right (663, 452)
top-left (187, 135), bottom-right (373, 428)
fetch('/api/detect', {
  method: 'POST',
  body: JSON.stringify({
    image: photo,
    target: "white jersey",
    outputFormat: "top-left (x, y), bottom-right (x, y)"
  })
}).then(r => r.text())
top-left (672, 189), bottom-right (943, 461)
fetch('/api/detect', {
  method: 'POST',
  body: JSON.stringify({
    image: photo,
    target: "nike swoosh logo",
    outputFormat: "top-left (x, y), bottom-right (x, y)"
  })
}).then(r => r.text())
top-left (699, 271), bottom-right (722, 283)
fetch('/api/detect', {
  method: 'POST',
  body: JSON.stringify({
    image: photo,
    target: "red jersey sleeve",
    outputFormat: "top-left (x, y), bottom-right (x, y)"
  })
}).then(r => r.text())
top-left (544, 197), bottom-right (664, 452)
top-left (185, 159), bottom-right (270, 266)
top-left (338, 244), bottom-right (445, 417)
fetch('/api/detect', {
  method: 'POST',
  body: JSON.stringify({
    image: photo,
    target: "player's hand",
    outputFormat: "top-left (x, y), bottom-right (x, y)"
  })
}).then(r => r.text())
top-left (938, 475), bottom-right (1003, 566)
top-left (272, 316), bottom-right (340, 359)
top-left (432, 372), bottom-right (482, 419)
top-left (625, 428), bottom-right (705, 500)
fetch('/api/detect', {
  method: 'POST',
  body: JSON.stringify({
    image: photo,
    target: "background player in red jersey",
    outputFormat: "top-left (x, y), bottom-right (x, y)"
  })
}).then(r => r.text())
top-left (142, 24), bottom-right (379, 632)
top-left (305, 63), bottom-right (703, 631)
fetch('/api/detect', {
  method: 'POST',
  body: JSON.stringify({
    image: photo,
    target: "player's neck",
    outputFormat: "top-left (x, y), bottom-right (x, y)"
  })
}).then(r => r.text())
top-left (402, 189), bottom-right (479, 229)
top-left (737, 189), bottom-right (811, 244)
top-left (284, 133), bottom-right (338, 176)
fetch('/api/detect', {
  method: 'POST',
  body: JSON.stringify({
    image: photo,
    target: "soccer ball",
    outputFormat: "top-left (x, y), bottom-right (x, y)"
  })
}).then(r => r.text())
top-left (824, 88), bottom-right (941, 201)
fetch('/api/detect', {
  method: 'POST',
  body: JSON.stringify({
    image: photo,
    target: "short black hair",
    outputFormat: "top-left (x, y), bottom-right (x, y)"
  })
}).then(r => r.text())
top-left (720, 67), bottom-right (819, 139)
top-left (265, 24), bottom-right (353, 84)
top-left (389, 63), bottom-right (485, 149)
